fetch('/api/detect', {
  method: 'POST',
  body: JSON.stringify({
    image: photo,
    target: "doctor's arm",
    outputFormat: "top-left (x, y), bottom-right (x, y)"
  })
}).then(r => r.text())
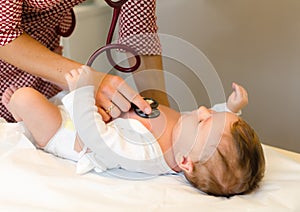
top-left (119, 0), bottom-right (170, 106)
top-left (0, 33), bottom-right (151, 120)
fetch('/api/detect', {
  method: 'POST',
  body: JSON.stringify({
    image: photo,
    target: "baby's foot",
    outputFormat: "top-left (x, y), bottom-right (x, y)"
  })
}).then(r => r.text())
top-left (1, 85), bottom-right (18, 110)
top-left (65, 66), bottom-right (94, 91)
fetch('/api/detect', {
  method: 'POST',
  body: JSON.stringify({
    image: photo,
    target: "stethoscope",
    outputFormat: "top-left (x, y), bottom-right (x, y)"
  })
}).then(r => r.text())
top-left (86, 0), bottom-right (141, 73)
top-left (57, 0), bottom-right (160, 118)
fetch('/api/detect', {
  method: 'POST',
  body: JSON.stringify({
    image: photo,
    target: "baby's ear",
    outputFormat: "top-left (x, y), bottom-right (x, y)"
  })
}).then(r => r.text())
top-left (178, 156), bottom-right (194, 174)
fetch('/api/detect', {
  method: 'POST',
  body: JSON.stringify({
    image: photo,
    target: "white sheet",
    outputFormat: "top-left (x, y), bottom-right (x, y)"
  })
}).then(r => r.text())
top-left (1, 121), bottom-right (300, 211)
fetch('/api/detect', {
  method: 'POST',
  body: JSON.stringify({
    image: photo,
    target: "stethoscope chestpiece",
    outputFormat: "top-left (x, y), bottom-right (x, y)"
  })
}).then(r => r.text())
top-left (131, 98), bottom-right (160, 118)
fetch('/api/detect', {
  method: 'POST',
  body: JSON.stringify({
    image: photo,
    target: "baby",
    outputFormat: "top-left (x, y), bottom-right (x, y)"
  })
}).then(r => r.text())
top-left (2, 66), bottom-right (265, 197)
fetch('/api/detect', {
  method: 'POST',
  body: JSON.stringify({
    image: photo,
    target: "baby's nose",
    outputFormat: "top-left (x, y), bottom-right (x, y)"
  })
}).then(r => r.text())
top-left (197, 106), bottom-right (211, 122)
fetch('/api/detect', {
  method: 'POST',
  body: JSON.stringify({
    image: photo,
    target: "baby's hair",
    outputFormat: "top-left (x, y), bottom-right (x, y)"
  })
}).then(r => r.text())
top-left (184, 118), bottom-right (265, 197)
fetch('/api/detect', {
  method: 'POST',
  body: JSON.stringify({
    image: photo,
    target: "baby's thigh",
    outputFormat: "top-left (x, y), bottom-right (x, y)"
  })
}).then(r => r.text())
top-left (11, 87), bottom-right (62, 147)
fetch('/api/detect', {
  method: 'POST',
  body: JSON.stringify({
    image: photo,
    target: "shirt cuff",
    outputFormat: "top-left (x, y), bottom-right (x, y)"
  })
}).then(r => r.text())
top-left (211, 102), bottom-right (242, 116)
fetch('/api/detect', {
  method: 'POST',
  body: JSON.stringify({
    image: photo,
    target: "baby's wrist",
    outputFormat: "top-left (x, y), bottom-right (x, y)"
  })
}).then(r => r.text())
top-left (226, 104), bottom-right (242, 115)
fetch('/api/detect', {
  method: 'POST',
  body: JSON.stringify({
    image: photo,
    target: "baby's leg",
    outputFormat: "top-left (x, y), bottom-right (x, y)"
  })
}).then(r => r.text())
top-left (5, 87), bottom-right (62, 148)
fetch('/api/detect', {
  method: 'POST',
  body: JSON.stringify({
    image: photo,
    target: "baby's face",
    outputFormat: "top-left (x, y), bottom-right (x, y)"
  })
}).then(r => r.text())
top-left (172, 106), bottom-right (239, 164)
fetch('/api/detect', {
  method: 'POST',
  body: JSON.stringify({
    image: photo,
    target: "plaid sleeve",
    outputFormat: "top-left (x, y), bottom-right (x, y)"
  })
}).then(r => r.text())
top-left (0, 0), bottom-right (24, 46)
top-left (118, 0), bottom-right (162, 55)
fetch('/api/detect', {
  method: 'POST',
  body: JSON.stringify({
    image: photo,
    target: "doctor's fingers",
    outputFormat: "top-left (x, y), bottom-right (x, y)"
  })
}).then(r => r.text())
top-left (97, 106), bottom-right (114, 122)
top-left (98, 74), bottom-right (151, 115)
top-left (95, 90), bottom-right (121, 119)
top-left (116, 80), bottom-right (152, 115)
top-left (96, 74), bottom-right (152, 116)
top-left (95, 76), bottom-right (133, 118)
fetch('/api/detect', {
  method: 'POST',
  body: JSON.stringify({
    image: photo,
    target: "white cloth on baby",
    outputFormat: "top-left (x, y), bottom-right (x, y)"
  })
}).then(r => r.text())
top-left (43, 105), bottom-right (85, 162)
top-left (47, 86), bottom-right (174, 176)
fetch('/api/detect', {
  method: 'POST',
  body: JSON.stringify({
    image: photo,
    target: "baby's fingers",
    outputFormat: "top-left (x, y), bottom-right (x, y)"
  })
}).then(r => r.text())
top-left (232, 82), bottom-right (243, 96)
top-left (232, 82), bottom-right (248, 104)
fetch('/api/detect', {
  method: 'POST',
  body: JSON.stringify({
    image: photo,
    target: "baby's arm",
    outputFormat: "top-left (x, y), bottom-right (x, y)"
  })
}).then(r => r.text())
top-left (62, 67), bottom-right (119, 169)
top-left (210, 82), bottom-right (248, 114)
top-left (62, 67), bottom-right (152, 169)
top-left (226, 82), bottom-right (248, 113)
top-left (62, 67), bottom-right (167, 174)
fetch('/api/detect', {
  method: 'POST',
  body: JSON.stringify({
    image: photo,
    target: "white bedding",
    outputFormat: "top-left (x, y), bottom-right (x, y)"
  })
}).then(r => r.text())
top-left (1, 121), bottom-right (300, 212)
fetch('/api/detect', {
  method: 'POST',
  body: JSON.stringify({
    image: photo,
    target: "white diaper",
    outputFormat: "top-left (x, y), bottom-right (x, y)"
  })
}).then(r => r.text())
top-left (43, 106), bottom-right (82, 162)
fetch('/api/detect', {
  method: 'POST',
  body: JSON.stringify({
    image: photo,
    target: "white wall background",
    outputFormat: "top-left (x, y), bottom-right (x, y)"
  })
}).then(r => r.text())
top-left (61, 0), bottom-right (112, 71)
top-left (156, 0), bottom-right (300, 153)
top-left (64, 0), bottom-right (300, 153)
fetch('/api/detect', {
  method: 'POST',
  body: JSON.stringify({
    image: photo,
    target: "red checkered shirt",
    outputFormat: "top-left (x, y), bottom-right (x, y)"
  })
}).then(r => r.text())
top-left (119, 0), bottom-right (162, 55)
top-left (0, 0), bottom-right (161, 122)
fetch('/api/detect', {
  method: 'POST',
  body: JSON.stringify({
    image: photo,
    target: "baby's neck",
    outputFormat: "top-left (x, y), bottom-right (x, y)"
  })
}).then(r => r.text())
top-left (151, 105), bottom-right (182, 172)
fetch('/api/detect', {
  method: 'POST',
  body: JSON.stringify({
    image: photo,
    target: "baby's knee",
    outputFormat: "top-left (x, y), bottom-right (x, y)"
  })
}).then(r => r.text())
top-left (10, 87), bottom-right (40, 106)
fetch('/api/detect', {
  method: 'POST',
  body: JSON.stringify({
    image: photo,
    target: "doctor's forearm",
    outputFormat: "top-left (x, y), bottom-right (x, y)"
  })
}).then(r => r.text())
top-left (130, 55), bottom-right (170, 106)
top-left (0, 33), bottom-right (97, 89)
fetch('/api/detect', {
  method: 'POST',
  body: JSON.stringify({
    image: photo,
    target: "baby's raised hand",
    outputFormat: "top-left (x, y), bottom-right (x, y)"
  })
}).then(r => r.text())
top-left (227, 82), bottom-right (248, 113)
top-left (65, 66), bottom-right (94, 91)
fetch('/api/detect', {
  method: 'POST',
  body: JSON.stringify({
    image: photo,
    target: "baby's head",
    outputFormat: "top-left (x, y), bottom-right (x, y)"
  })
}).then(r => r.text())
top-left (185, 117), bottom-right (265, 197)
top-left (173, 107), bottom-right (265, 197)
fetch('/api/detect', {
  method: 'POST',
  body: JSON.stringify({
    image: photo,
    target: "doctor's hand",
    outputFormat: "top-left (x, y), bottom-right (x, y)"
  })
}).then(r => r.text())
top-left (226, 82), bottom-right (248, 113)
top-left (93, 68), bottom-right (151, 122)
top-left (65, 65), bottom-right (152, 122)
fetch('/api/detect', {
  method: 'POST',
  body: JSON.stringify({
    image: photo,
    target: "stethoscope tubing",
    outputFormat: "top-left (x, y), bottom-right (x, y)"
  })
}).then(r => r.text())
top-left (86, 43), bottom-right (141, 73)
top-left (87, 0), bottom-right (141, 73)
top-left (104, 0), bottom-right (128, 8)
top-left (88, 0), bottom-right (159, 118)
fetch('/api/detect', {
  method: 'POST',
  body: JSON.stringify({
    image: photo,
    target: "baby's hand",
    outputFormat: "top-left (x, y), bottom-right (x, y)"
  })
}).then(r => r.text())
top-left (65, 66), bottom-right (94, 91)
top-left (227, 82), bottom-right (248, 113)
